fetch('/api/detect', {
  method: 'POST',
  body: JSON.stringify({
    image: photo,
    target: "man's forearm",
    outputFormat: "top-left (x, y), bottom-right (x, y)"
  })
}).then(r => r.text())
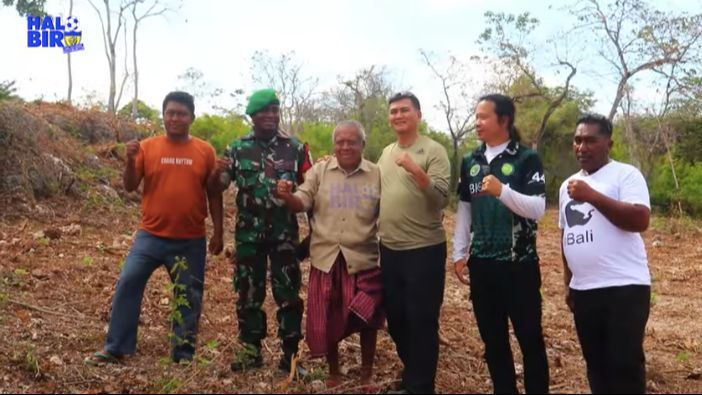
top-left (280, 194), bottom-right (306, 213)
top-left (589, 192), bottom-right (649, 232)
top-left (407, 166), bottom-right (431, 189)
top-left (123, 160), bottom-right (141, 192)
top-left (208, 171), bottom-right (229, 193)
top-left (208, 191), bottom-right (224, 236)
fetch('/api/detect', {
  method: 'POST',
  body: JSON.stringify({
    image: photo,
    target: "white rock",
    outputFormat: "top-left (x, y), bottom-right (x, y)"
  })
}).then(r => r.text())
top-left (60, 224), bottom-right (82, 236)
top-left (50, 355), bottom-right (63, 366)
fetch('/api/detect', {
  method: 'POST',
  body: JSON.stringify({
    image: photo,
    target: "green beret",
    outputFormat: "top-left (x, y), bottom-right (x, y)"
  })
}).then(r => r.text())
top-left (245, 88), bottom-right (280, 116)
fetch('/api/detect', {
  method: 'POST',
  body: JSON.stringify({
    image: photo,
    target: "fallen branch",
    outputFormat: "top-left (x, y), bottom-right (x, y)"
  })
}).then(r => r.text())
top-left (8, 298), bottom-right (73, 317)
top-left (335, 378), bottom-right (398, 393)
top-left (6, 298), bottom-right (96, 326)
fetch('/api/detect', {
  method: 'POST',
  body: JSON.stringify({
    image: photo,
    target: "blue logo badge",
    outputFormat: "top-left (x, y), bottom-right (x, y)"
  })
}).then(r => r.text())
top-left (27, 15), bottom-right (84, 54)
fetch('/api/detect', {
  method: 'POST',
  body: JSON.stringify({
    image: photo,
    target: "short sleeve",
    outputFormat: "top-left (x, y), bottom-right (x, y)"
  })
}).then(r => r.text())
top-left (558, 181), bottom-right (568, 230)
top-left (619, 167), bottom-right (650, 209)
top-left (293, 161), bottom-right (321, 211)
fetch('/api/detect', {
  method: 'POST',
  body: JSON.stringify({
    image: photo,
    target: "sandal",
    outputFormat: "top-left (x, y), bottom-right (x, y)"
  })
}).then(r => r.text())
top-left (84, 351), bottom-right (123, 366)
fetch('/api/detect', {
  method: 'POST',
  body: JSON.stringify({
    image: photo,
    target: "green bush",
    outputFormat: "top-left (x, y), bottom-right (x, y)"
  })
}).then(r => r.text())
top-left (649, 159), bottom-right (702, 216)
top-left (190, 114), bottom-right (250, 154)
top-left (297, 122), bottom-right (334, 159)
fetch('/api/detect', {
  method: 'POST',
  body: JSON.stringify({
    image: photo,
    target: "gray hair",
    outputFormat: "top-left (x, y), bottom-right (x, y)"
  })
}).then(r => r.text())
top-left (332, 120), bottom-right (366, 144)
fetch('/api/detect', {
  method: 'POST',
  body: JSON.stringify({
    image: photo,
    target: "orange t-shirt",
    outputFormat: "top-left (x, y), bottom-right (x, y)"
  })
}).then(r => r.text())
top-left (135, 136), bottom-right (216, 239)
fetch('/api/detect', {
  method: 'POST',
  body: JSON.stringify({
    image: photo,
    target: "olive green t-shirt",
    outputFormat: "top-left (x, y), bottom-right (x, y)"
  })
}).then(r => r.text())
top-left (377, 135), bottom-right (451, 250)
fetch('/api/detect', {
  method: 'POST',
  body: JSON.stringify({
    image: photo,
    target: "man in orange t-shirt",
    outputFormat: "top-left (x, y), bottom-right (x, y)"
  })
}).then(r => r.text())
top-left (85, 91), bottom-right (223, 366)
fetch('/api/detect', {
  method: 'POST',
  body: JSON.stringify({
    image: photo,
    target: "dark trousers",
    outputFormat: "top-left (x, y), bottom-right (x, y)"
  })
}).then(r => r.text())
top-left (381, 242), bottom-right (446, 394)
top-left (105, 230), bottom-right (206, 361)
top-left (571, 285), bottom-right (650, 394)
top-left (469, 258), bottom-right (549, 394)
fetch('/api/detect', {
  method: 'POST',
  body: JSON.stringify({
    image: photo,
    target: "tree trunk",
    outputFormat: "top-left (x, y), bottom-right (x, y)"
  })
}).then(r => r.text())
top-left (451, 139), bottom-right (460, 195)
top-left (131, 21), bottom-right (138, 120)
top-left (108, 55), bottom-right (116, 113)
top-left (608, 75), bottom-right (629, 121)
top-left (660, 125), bottom-right (683, 216)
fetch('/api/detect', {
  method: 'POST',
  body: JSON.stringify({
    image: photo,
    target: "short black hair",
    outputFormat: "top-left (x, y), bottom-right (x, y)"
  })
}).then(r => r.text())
top-left (576, 113), bottom-right (612, 137)
top-left (162, 91), bottom-right (195, 117)
top-left (389, 91), bottom-right (421, 111)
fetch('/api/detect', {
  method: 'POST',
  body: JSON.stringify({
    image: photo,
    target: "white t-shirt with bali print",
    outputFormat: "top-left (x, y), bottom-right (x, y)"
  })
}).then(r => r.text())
top-left (559, 160), bottom-right (651, 291)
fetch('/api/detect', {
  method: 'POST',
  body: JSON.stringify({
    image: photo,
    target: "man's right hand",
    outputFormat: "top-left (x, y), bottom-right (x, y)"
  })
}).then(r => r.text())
top-left (453, 258), bottom-right (470, 285)
top-left (126, 140), bottom-right (140, 161)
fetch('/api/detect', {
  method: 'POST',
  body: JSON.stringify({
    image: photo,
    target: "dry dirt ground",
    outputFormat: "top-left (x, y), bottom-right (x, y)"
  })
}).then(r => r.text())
top-left (1, 197), bottom-right (701, 394)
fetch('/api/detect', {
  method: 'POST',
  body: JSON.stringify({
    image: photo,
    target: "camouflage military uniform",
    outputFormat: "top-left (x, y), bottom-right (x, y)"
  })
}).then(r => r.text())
top-left (224, 131), bottom-right (312, 356)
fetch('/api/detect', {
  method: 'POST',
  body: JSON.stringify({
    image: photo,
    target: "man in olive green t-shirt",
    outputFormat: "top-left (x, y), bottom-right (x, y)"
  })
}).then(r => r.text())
top-left (378, 91), bottom-right (450, 394)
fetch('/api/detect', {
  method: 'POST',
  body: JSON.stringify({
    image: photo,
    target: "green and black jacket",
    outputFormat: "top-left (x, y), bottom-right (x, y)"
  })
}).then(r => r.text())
top-left (457, 140), bottom-right (545, 263)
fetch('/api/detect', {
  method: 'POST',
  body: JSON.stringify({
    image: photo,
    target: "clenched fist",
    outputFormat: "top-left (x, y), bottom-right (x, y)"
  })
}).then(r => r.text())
top-left (395, 152), bottom-right (419, 173)
top-left (214, 157), bottom-right (232, 175)
top-left (481, 175), bottom-right (503, 198)
top-left (567, 179), bottom-right (596, 203)
top-left (275, 179), bottom-right (294, 198)
top-left (453, 259), bottom-right (469, 285)
top-left (125, 140), bottom-right (140, 161)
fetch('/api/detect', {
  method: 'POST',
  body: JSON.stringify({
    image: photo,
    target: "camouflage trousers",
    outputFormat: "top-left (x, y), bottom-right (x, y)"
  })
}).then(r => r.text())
top-left (233, 241), bottom-right (303, 356)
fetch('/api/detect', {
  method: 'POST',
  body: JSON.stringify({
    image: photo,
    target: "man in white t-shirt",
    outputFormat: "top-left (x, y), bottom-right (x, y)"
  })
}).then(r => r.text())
top-left (559, 113), bottom-right (651, 394)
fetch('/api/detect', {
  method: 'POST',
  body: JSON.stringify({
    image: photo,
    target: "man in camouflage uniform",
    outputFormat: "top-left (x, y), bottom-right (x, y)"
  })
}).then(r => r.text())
top-left (212, 89), bottom-right (313, 374)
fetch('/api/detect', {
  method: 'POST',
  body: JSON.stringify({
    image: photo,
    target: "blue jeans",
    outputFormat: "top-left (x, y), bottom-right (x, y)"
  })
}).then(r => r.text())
top-left (104, 230), bottom-right (206, 361)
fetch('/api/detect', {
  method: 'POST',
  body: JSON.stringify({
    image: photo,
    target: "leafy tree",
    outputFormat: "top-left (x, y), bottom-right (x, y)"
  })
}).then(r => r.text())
top-left (0, 80), bottom-right (18, 101)
top-left (190, 114), bottom-right (249, 154)
top-left (118, 100), bottom-right (160, 124)
top-left (2, 0), bottom-right (45, 16)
